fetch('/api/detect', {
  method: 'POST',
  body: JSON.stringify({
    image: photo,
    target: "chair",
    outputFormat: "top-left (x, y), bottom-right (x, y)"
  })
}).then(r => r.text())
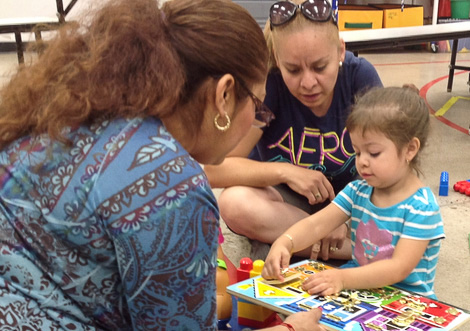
top-left (0, 0), bottom-right (78, 63)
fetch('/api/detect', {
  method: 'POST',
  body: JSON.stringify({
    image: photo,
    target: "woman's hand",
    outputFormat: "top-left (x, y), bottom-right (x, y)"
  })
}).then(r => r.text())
top-left (261, 236), bottom-right (292, 282)
top-left (301, 269), bottom-right (344, 296)
top-left (310, 223), bottom-right (348, 261)
top-left (282, 165), bottom-right (335, 205)
top-left (278, 308), bottom-right (327, 331)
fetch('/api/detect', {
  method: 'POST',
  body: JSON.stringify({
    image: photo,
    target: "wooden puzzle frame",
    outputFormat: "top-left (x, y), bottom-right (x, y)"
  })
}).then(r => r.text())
top-left (227, 259), bottom-right (470, 331)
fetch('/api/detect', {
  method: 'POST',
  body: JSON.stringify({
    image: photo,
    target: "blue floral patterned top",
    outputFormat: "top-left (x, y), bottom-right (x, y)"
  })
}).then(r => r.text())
top-left (0, 117), bottom-right (219, 330)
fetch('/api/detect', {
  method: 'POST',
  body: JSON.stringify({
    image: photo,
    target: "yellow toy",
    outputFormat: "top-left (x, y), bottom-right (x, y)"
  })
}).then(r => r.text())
top-left (216, 243), bottom-right (232, 321)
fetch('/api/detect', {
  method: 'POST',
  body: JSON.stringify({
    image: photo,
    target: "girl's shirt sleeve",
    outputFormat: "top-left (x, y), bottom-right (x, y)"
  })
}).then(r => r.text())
top-left (399, 187), bottom-right (445, 241)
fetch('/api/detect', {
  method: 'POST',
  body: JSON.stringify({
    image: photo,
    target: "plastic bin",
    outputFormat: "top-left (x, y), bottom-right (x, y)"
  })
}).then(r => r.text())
top-left (451, 0), bottom-right (470, 18)
top-left (370, 4), bottom-right (424, 28)
top-left (338, 5), bottom-right (383, 31)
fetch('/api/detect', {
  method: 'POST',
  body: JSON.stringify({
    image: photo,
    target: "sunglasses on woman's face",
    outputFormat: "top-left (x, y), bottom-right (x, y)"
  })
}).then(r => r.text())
top-left (238, 80), bottom-right (275, 128)
top-left (269, 0), bottom-right (336, 29)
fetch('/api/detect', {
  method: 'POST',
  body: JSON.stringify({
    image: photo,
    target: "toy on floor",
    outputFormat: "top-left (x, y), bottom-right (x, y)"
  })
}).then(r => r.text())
top-left (439, 171), bottom-right (449, 196)
top-left (236, 257), bottom-right (279, 328)
top-left (250, 259), bottom-right (264, 278)
top-left (217, 245), bottom-right (232, 321)
top-left (228, 259), bottom-right (470, 331)
top-left (236, 257), bottom-right (253, 282)
top-left (216, 231), bottom-right (232, 326)
top-left (453, 180), bottom-right (470, 196)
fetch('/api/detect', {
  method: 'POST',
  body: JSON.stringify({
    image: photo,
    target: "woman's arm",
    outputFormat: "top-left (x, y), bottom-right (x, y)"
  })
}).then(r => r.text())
top-left (204, 126), bottom-right (266, 187)
top-left (204, 128), bottom-right (335, 204)
top-left (205, 156), bottom-right (286, 188)
top-left (302, 238), bottom-right (429, 295)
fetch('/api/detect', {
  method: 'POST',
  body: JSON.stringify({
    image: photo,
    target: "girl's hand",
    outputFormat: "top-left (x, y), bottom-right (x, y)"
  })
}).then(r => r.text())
top-left (301, 269), bottom-right (344, 296)
top-left (282, 165), bottom-right (335, 205)
top-left (261, 238), bottom-right (292, 282)
top-left (402, 83), bottom-right (419, 94)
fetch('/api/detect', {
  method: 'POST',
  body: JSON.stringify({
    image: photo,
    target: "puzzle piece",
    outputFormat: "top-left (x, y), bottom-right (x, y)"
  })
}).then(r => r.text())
top-left (261, 269), bottom-right (301, 285)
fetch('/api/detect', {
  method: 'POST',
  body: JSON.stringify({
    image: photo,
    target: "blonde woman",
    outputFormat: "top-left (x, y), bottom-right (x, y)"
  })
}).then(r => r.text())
top-left (205, 0), bottom-right (383, 261)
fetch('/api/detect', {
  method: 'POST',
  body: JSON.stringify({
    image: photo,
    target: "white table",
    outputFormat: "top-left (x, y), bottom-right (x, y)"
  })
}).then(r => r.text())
top-left (340, 22), bottom-right (470, 92)
top-left (0, 0), bottom-right (77, 63)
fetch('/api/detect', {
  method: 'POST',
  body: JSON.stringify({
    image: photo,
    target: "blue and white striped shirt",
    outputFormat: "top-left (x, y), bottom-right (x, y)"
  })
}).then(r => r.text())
top-left (333, 180), bottom-right (445, 299)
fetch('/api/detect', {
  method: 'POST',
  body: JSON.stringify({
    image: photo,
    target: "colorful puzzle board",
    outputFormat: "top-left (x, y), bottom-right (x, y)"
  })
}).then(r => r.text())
top-left (226, 259), bottom-right (470, 331)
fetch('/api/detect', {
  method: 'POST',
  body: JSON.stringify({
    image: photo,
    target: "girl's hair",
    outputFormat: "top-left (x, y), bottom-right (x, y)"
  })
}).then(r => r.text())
top-left (0, 0), bottom-right (268, 148)
top-left (346, 86), bottom-right (430, 175)
top-left (264, 0), bottom-right (340, 70)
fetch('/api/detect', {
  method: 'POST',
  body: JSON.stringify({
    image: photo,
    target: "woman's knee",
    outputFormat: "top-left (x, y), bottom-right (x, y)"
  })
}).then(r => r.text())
top-left (218, 187), bottom-right (251, 220)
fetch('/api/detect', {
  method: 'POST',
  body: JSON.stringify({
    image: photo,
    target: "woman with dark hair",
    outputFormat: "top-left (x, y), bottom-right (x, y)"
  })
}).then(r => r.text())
top-left (0, 0), bottom-right (324, 329)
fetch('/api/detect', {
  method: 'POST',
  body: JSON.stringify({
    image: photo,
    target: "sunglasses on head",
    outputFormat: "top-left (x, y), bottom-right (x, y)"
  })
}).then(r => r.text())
top-left (269, 0), bottom-right (336, 29)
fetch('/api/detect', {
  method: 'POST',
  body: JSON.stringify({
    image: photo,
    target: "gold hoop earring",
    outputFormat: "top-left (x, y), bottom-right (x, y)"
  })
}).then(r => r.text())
top-left (214, 113), bottom-right (231, 132)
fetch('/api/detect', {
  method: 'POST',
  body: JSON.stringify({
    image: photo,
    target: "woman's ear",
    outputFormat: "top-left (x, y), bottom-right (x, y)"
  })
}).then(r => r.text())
top-left (214, 74), bottom-right (236, 116)
top-left (406, 137), bottom-right (421, 162)
top-left (273, 46), bottom-right (280, 68)
top-left (339, 38), bottom-right (346, 63)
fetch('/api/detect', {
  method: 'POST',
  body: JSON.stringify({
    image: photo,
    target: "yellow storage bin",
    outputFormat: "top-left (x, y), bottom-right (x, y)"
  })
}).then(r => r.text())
top-left (338, 5), bottom-right (383, 31)
top-left (371, 4), bottom-right (424, 28)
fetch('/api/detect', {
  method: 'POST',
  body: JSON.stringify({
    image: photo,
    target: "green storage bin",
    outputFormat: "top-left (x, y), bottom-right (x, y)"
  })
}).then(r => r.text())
top-left (451, 0), bottom-right (470, 18)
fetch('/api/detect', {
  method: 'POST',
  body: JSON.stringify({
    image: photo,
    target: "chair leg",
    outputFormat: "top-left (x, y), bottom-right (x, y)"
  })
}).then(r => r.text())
top-left (56, 0), bottom-right (66, 23)
top-left (34, 30), bottom-right (44, 56)
top-left (14, 30), bottom-right (24, 64)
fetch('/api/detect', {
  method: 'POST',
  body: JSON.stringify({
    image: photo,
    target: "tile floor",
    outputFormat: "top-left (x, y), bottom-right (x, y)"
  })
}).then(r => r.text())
top-left (1, 47), bottom-right (470, 321)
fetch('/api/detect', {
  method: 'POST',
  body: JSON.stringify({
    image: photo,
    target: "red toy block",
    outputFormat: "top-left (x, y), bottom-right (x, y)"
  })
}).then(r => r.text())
top-left (236, 257), bottom-right (253, 282)
top-left (453, 180), bottom-right (470, 196)
top-left (238, 301), bottom-right (278, 329)
top-left (235, 258), bottom-right (279, 328)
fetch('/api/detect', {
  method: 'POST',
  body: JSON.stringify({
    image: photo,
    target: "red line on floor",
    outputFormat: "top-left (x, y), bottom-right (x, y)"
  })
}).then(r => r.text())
top-left (420, 71), bottom-right (468, 135)
top-left (374, 59), bottom-right (470, 67)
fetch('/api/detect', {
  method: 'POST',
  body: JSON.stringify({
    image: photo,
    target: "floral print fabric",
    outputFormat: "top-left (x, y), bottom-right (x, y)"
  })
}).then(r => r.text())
top-left (0, 117), bottom-right (219, 330)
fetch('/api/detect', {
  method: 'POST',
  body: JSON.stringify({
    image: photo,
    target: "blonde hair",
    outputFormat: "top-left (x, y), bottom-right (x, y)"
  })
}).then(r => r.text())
top-left (264, 0), bottom-right (340, 70)
top-left (346, 87), bottom-right (430, 176)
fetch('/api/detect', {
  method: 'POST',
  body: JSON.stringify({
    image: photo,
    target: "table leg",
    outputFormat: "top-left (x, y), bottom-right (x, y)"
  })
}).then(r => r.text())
top-left (447, 39), bottom-right (459, 92)
top-left (468, 72), bottom-right (470, 92)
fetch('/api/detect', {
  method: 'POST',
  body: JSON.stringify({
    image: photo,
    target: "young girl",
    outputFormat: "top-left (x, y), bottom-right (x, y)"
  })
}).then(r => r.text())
top-left (262, 87), bottom-right (445, 299)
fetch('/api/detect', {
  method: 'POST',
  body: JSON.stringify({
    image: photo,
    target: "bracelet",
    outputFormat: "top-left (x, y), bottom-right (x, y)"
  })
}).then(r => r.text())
top-left (283, 233), bottom-right (294, 254)
top-left (280, 322), bottom-right (295, 331)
